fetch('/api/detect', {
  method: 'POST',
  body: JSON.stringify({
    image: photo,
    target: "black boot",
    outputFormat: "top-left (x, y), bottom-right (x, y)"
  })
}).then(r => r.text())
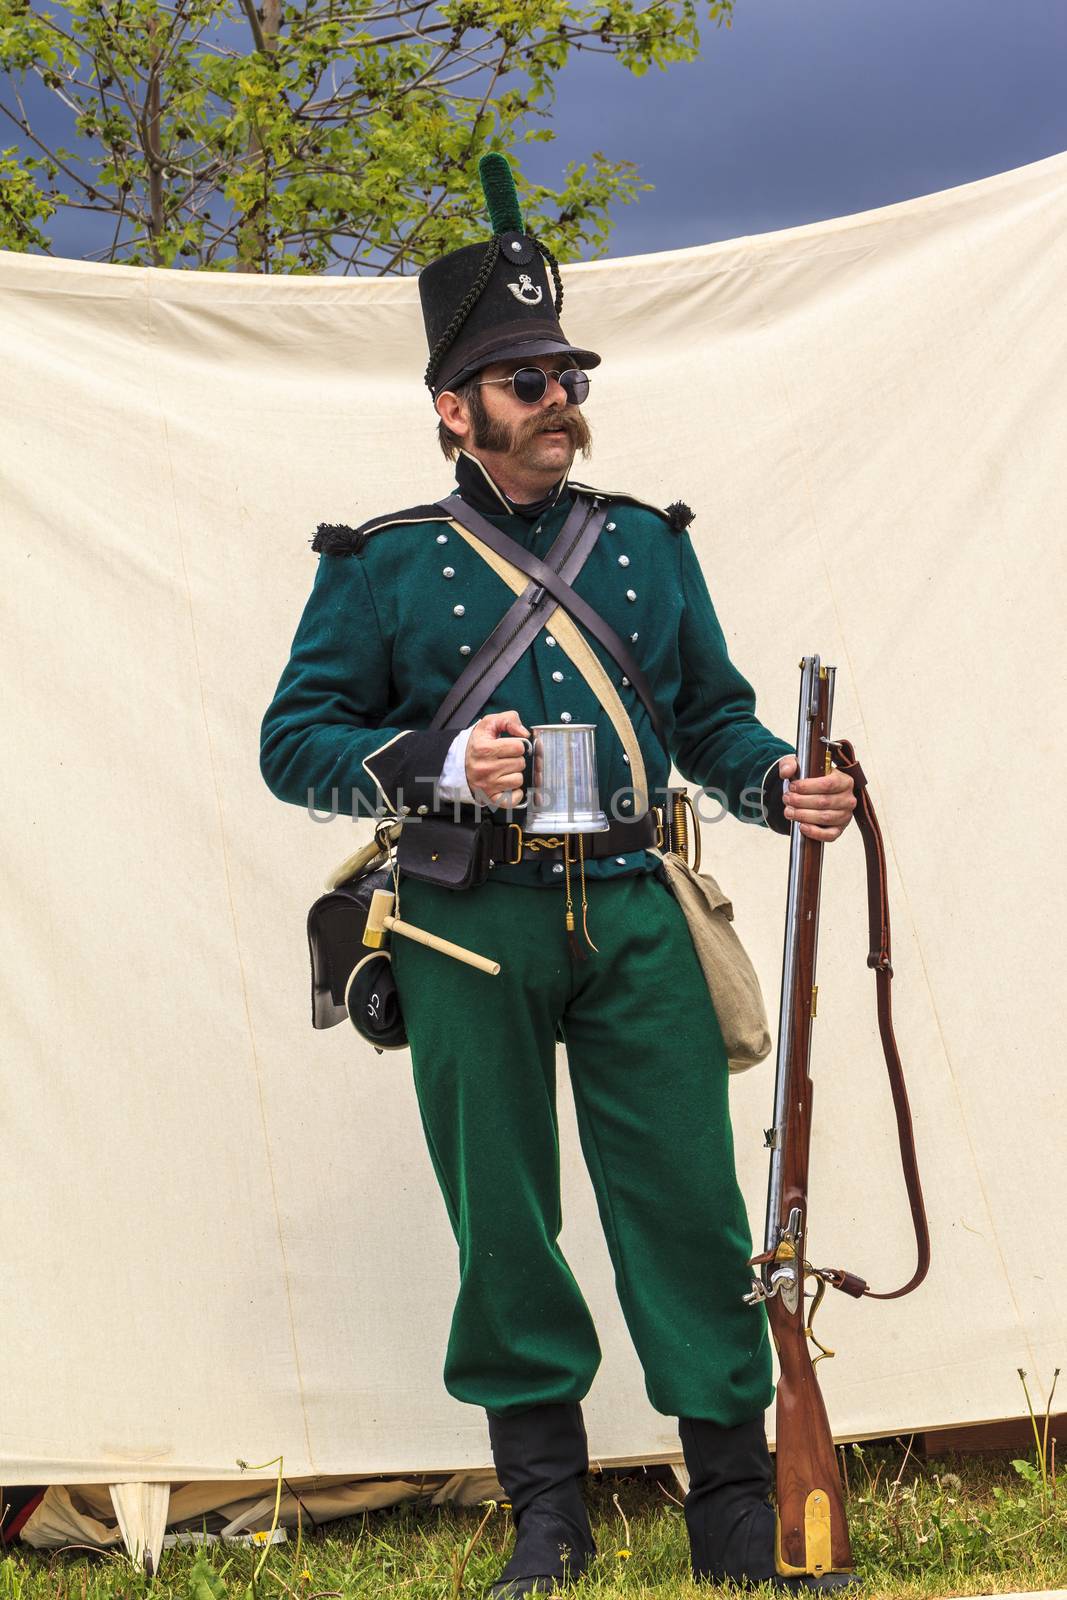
top-left (679, 1415), bottom-right (861, 1592)
top-left (486, 1402), bottom-right (596, 1599)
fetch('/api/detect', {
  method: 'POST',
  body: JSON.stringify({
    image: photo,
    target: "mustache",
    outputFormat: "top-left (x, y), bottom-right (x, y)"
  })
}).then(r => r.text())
top-left (517, 408), bottom-right (592, 450)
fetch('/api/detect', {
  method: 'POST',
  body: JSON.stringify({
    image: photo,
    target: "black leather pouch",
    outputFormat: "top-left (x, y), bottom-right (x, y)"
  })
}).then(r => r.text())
top-left (396, 813), bottom-right (494, 890)
top-left (307, 864), bottom-right (396, 1030)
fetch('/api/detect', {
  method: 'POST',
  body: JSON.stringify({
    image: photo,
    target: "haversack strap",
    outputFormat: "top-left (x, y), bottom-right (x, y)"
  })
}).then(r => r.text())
top-left (430, 494), bottom-right (606, 731)
top-left (447, 520), bottom-right (650, 812)
top-left (437, 493), bottom-right (668, 752)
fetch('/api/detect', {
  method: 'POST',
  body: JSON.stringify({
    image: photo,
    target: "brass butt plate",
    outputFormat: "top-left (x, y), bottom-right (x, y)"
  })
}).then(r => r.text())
top-left (804, 1489), bottom-right (833, 1575)
top-left (774, 1496), bottom-right (854, 1579)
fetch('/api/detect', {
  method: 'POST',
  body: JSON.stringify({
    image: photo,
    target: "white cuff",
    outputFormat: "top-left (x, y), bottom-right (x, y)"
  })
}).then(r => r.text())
top-left (436, 726), bottom-right (477, 804)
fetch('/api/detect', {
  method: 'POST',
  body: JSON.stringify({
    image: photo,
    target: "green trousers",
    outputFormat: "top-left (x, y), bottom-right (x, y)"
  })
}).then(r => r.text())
top-left (390, 868), bottom-right (773, 1423)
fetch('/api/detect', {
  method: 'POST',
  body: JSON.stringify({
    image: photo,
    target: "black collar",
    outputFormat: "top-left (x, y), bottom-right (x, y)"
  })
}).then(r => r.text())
top-left (455, 451), bottom-right (568, 522)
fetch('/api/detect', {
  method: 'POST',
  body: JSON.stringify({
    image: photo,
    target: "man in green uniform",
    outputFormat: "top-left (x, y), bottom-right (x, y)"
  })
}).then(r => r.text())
top-left (260, 157), bottom-right (856, 1597)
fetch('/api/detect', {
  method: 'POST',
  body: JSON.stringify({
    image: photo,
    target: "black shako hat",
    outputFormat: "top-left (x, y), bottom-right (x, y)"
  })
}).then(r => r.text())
top-left (419, 153), bottom-right (601, 395)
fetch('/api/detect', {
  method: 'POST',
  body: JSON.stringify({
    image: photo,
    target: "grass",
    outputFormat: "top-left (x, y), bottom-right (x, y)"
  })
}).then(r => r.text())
top-left (2, 1441), bottom-right (1066, 1600)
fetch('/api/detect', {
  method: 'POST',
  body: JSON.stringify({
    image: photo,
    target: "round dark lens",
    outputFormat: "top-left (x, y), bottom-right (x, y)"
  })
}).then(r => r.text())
top-left (511, 368), bottom-right (550, 403)
top-left (559, 368), bottom-right (590, 404)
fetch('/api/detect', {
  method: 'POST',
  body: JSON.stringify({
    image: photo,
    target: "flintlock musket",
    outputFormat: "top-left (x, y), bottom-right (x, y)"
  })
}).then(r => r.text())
top-left (745, 655), bottom-right (931, 1580)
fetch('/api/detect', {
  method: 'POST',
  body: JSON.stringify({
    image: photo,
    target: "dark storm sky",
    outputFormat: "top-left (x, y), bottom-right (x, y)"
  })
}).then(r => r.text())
top-left (527, 0), bottom-right (1067, 255)
top-left (11, 0), bottom-right (1067, 262)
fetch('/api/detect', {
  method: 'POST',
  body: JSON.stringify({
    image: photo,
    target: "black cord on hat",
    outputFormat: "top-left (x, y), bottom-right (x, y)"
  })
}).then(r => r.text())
top-left (424, 235), bottom-right (499, 391)
top-left (530, 233), bottom-right (564, 316)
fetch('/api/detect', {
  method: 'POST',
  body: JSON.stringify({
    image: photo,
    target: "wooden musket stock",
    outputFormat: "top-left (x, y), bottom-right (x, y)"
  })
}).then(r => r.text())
top-left (747, 655), bottom-right (930, 1578)
top-left (748, 657), bottom-right (852, 1577)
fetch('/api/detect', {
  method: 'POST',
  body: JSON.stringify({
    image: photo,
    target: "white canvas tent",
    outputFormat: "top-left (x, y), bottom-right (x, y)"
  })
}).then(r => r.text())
top-left (2, 148), bottom-right (1065, 1566)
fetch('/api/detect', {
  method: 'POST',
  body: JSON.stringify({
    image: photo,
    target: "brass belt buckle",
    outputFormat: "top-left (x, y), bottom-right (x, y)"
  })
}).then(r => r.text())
top-left (505, 826), bottom-right (570, 864)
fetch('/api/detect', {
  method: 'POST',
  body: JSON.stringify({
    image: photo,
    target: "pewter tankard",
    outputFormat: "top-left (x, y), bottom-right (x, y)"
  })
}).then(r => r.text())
top-left (525, 723), bottom-right (610, 834)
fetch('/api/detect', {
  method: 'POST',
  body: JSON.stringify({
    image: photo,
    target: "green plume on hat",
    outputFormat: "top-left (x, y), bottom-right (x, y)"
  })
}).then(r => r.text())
top-left (479, 152), bottom-right (524, 235)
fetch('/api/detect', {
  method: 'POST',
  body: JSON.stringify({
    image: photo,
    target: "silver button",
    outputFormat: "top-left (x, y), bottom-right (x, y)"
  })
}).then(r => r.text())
top-left (442, 566), bottom-right (455, 578)
top-left (618, 554), bottom-right (630, 567)
top-left (436, 533), bottom-right (448, 544)
top-left (621, 676), bottom-right (630, 687)
top-left (615, 857), bottom-right (627, 865)
top-left (552, 670), bottom-right (564, 683)
top-left (620, 797), bottom-right (631, 808)
top-left (626, 589), bottom-right (637, 602)
top-left (560, 711), bottom-right (572, 723)
top-left (417, 804), bottom-right (429, 815)
top-left (622, 754), bottom-right (630, 765)
top-left (511, 241), bottom-right (522, 252)
top-left (552, 863), bottom-right (564, 875)
top-left (545, 635), bottom-right (557, 647)
top-left (606, 522), bottom-right (616, 531)
top-left (453, 604), bottom-right (465, 616)
top-left (631, 632), bottom-right (639, 642)
top-left (459, 644), bottom-right (471, 655)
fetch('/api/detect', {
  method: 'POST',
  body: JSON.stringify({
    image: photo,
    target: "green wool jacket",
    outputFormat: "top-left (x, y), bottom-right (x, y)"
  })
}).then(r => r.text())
top-left (260, 454), bottom-right (794, 887)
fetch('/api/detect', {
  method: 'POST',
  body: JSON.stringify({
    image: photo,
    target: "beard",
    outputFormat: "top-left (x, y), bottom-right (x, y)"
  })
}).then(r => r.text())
top-left (468, 388), bottom-right (593, 463)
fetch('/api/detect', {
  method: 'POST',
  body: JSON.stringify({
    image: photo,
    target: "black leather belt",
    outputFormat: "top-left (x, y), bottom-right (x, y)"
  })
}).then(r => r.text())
top-left (489, 810), bottom-right (660, 866)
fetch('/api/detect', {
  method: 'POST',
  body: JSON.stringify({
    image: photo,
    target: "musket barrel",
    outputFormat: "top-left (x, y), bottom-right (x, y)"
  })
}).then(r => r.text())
top-left (764, 655), bottom-right (831, 1255)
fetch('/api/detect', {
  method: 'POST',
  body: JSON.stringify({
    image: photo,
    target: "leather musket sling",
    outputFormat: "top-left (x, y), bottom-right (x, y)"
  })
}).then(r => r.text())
top-left (819, 738), bottom-right (931, 1303)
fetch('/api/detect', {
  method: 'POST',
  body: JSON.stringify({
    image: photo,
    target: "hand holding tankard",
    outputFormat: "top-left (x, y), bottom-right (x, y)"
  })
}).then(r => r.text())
top-left (465, 709), bottom-right (530, 807)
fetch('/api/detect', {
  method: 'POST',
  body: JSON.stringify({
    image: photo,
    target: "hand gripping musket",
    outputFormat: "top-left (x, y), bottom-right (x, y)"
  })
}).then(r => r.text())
top-left (744, 655), bottom-right (931, 1580)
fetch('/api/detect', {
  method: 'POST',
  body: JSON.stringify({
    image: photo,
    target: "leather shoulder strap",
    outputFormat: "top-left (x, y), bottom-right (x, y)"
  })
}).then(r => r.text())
top-left (438, 493), bottom-right (668, 752)
top-left (449, 520), bottom-right (650, 814)
top-left (429, 495), bottom-right (605, 731)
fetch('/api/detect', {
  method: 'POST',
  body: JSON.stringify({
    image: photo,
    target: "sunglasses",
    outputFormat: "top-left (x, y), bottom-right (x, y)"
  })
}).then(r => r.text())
top-left (476, 366), bottom-right (590, 405)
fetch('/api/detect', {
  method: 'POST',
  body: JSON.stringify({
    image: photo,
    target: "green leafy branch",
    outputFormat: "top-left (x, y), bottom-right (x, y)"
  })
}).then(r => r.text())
top-left (0, 0), bottom-right (734, 269)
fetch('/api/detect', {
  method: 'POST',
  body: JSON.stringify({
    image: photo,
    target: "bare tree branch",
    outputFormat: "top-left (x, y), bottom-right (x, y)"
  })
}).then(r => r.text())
top-left (238, 0), bottom-right (268, 55)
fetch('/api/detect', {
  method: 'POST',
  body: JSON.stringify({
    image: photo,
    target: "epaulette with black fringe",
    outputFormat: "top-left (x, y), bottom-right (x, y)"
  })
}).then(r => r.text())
top-left (310, 504), bottom-right (452, 556)
top-left (569, 482), bottom-right (695, 533)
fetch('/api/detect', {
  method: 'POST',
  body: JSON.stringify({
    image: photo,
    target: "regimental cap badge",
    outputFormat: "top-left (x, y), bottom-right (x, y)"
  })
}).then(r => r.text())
top-left (418, 153), bottom-right (600, 395)
top-left (508, 274), bottom-right (543, 306)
